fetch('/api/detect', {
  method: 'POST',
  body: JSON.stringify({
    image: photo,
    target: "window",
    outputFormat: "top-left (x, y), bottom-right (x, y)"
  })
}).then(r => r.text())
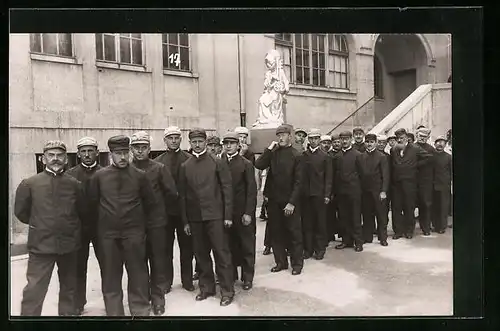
top-left (374, 55), bottom-right (384, 98)
top-left (95, 33), bottom-right (143, 65)
top-left (162, 34), bottom-right (191, 71)
top-left (30, 33), bottom-right (73, 57)
top-left (274, 33), bottom-right (349, 89)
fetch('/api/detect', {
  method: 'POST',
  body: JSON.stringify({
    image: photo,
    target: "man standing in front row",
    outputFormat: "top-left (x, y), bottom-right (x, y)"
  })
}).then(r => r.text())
top-left (88, 135), bottom-right (164, 316)
top-left (352, 127), bottom-right (366, 153)
top-left (130, 131), bottom-right (178, 316)
top-left (222, 131), bottom-right (258, 290)
top-left (66, 137), bottom-right (103, 315)
top-left (15, 140), bottom-right (85, 316)
top-left (178, 128), bottom-right (235, 306)
top-left (414, 127), bottom-right (435, 236)
top-left (255, 124), bottom-right (304, 275)
top-left (154, 126), bottom-right (197, 292)
top-left (432, 136), bottom-right (452, 234)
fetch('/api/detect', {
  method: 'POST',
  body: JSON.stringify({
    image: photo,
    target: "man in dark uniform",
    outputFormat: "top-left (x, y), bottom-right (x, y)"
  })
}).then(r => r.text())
top-left (207, 136), bottom-right (222, 157)
top-left (255, 124), bottom-right (304, 275)
top-left (352, 127), bottom-right (366, 153)
top-left (415, 127), bottom-right (436, 236)
top-left (327, 133), bottom-right (342, 242)
top-left (87, 135), bottom-right (164, 316)
top-left (390, 129), bottom-right (433, 240)
top-left (293, 128), bottom-right (307, 153)
top-left (432, 136), bottom-right (452, 234)
top-left (15, 140), bottom-right (85, 316)
top-left (66, 136), bottom-right (103, 315)
top-left (319, 134), bottom-right (332, 154)
top-left (376, 134), bottom-right (392, 232)
top-left (179, 128), bottom-right (235, 306)
top-left (301, 129), bottom-right (332, 260)
top-left (154, 126), bottom-right (197, 291)
top-left (333, 131), bottom-right (364, 252)
top-left (360, 134), bottom-right (390, 246)
top-left (221, 131), bottom-right (257, 290)
top-left (130, 131), bottom-right (178, 315)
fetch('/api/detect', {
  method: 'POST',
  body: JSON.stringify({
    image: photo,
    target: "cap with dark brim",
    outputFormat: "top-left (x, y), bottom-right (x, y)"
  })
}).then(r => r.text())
top-left (276, 124), bottom-right (293, 135)
top-left (339, 131), bottom-right (353, 138)
top-left (189, 128), bottom-right (207, 140)
top-left (108, 135), bottom-right (130, 151)
top-left (407, 133), bottom-right (415, 140)
top-left (43, 140), bottom-right (67, 153)
top-left (331, 133), bottom-right (340, 140)
top-left (353, 127), bottom-right (364, 134)
top-left (222, 131), bottom-right (239, 142)
top-left (207, 136), bottom-right (221, 145)
top-left (394, 128), bottom-right (407, 137)
top-left (364, 133), bottom-right (377, 141)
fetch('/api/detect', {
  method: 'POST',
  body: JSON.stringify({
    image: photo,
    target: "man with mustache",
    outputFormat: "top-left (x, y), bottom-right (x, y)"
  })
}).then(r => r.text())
top-left (432, 136), bottom-right (452, 234)
top-left (15, 140), bottom-right (85, 316)
top-left (130, 131), bottom-right (178, 316)
top-left (207, 136), bottom-right (222, 158)
top-left (328, 133), bottom-right (342, 242)
top-left (87, 135), bottom-right (164, 316)
top-left (66, 137), bottom-right (103, 315)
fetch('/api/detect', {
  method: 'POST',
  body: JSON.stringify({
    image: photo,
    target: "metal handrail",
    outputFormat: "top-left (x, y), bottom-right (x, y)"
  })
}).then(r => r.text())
top-left (327, 96), bottom-right (375, 135)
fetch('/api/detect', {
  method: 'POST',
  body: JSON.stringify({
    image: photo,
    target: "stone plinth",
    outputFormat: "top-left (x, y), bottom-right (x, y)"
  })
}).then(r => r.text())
top-left (250, 128), bottom-right (277, 153)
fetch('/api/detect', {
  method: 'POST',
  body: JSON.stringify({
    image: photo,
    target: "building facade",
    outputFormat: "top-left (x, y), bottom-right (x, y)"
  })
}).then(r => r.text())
top-left (9, 33), bottom-right (451, 243)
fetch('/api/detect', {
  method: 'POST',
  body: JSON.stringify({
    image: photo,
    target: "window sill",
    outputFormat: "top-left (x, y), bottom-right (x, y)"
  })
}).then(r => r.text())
top-left (30, 53), bottom-right (81, 65)
top-left (96, 61), bottom-right (151, 73)
top-left (288, 84), bottom-right (356, 100)
top-left (163, 69), bottom-right (199, 79)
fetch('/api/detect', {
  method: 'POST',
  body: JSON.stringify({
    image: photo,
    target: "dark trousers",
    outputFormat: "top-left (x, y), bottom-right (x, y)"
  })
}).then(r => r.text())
top-left (227, 216), bottom-right (256, 283)
top-left (392, 181), bottom-right (417, 236)
top-left (75, 230), bottom-right (102, 310)
top-left (267, 200), bottom-right (304, 270)
top-left (165, 215), bottom-right (195, 287)
top-left (362, 191), bottom-right (389, 242)
top-left (146, 227), bottom-right (168, 307)
top-left (100, 236), bottom-right (150, 316)
top-left (264, 220), bottom-right (272, 247)
top-left (327, 197), bottom-right (340, 240)
top-left (432, 190), bottom-right (450, 232)
top-left (302, 196), bottom-right (328, 254)
top-left (190, 220), bottom-right (234, 297)
top-left (21, 251), bottom-right (78, 316)
top-left (338, 193), bottom-right (363, 247)
top-left (417, 186), bottom-right (433, 233)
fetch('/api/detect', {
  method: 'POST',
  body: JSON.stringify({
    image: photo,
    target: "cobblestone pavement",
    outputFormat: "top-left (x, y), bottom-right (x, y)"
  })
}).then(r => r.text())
top-left (10, 212), bottom-right (453, 317)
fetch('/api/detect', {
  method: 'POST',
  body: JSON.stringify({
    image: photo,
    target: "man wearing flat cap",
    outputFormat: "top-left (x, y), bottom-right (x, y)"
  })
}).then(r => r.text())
top-left (207, 135), bottom-right (222, 158)
top-left (319, 135), bottom-right (332, 154)
top-left (332, 131), bottom-right (364, 252)
top-left (432, 136), bottom-right (452, 234)
top-left (234, 126), bottom-right (256, 164)
top-left (255, 124), bottom-right (304, 275)
top-left (130, 131), bottom-right (178, 315)
top-left (66, 137), bottom-right (103, 315)
top-left (301, 129), bottom-right (333, 260)
top-left (352, 127), bottom-right (366, 153)
top-left (15, 140), bottom-right (85, 316)
top-left (221, 131), bottom-right (258, 290)
top-left (387, 135), bottom-right (397, 150)
top-left (327, 133), bottom-right (342, 243)
top-left (293, 128), bottom-right (307, 153)
top-left (360, 134), bottom-right (390, 246)
top-left (414, 126), bottom-right (436, 236)
top-left (178, 128), bottom-right (235, 306)
top-left (389, 128), bottom-right (433, 240)
top-left (154, 126), bottom-right (199, 289)
top-left (87, 135), bottom-right (164, 316)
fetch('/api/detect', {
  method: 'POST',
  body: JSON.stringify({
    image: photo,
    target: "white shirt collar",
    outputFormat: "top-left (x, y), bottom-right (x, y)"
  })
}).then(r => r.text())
top-left (81, 161), bottom-right (97, 169)
top-left (168, 147), bottom-right (181, 153)
top-left (192, 149), bottom-right (207, 158)
top-left (45, 167), bottom-right (62, 176)
top-left (366, 147), bottom-right (376, 153)
top-left (227, 152), bottom-right (238, 162)
top-left (342, 146), bottom-right (352, 153)
top-left (309, 146), bottom-right (320, 153)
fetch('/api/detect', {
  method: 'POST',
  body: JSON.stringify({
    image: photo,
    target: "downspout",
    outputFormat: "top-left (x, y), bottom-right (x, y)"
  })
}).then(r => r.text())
top-left (237, 34), bottom-right (246, 127)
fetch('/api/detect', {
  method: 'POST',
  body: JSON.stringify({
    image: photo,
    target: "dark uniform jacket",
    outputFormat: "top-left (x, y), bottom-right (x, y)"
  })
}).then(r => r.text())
top-left (255, 145), bottom-right (303, 206)
top-left (433, 151), bottom-right (452, 191)
top-left (332, 147), bottom-right (364, 195)
top-left (360, 149), bottom-right (390, 193)
top-left (302, 147), bottom-right (333, 198)
top-left (222, 153), bottom-right (257, 218)
top-left (241, 149), bottom-right (256, 165)
top-left (132, 159), bottom-right (178, 227)
top-left (87, 164), bottom-right (164, 238)
top-left (353, 142), bottom-right (366, 153)
top-left (292, 142), bottom-right (306, 154)
top-left (14, 170), bottom-right (85, 255)
top-left (154, 149), bottom-right (192, 216)
top-left (178, 152), bottom-right (233, 224)
top-left (415, 142), bottom-right (436, 191)
top-left (390, 143), bottom-right (433, 183)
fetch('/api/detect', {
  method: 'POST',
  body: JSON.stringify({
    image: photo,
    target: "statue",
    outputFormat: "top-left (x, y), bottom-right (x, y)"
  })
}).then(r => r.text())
top-left (252, 49), bottom-right (290, 128)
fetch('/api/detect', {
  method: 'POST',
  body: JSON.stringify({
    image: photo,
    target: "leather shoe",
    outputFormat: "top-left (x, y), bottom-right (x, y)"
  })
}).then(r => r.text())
top-left (364, 239), bottom-right (373, 244)
top-left (354, 245), bottom-right (363, 252)
top-left (438, 229), bottom-right (446, 234)
top-left (313, 252), bottom-right (325, 260)
top-left (423, 231), bottom-right (431, 236)
top-left (220, 296), bottom-right (233, 306)
top-left (380, 240), bottom-right (388, 246)
top-left (335, 243), bottom-right (353, 249)
top-left (192, 272), bottom-right (199, 281)
top-left (405, 234), bottom-right (413, 239)
top-left (75, 306), bottom-right (85, 316)
top-left (303, 252), bottom-right (312, 259)
top-left (153, 305), bottom-right (165, 316)
top-left (182, 284), bottom-right (195, 292)
top-left (242, 281), bottom-right (253, 290)
top-left (292, 268), bottom-right (302, 275)
top-left (393, 234), bottom-right (403, 240)
top-left (263, 247), bottom-right (271, 255)
top-left (195, 292), bottom-right (215, 301)
top-left (164, 286), bottom-right (172, 294)
top-left (271, 264), bottom-right (288, 273)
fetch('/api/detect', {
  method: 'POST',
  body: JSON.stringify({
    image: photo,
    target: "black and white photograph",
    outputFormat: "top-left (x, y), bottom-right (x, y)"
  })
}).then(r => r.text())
top-left (8, 14), bottom-right (459, 318)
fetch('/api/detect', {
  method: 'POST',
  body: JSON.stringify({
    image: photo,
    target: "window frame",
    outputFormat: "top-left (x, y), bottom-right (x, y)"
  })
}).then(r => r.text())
top-left (162, 33), bottom-right (192, 72)
top-left (95, 33), bottom-right (145, 66)
top-left (29, 33), bottom-right (75, 58)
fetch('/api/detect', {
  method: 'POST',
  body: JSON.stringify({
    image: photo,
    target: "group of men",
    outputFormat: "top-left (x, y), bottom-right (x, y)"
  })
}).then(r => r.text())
top-left (13, 122), bottom-right (452, 317)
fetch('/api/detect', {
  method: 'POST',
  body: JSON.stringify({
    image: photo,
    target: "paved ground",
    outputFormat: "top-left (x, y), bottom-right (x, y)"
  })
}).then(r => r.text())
top-left (10, 209), bottom-right (453, 317)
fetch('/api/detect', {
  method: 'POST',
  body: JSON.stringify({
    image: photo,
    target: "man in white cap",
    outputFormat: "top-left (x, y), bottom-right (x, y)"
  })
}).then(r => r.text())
top-left (130, 131), bottom-right (178, 316)
top-left (293, 128), bottom-right (307, 153)
top-left (301, 129), bottom-right (332, 260)
top-left (415, 126), bottom-right (436, 236)
top-left (432, 136), bottom-right (452, 234)
top-left (154, 127), bottom-right (198, 291)
top-left (319, 134), bottom-right (333, 154)
top-left (15, 140), bottom-right (85, 316)
top-left (66, 136), bottom-right (103, 315)
top-left (234, 126), bottom-right (255, 164)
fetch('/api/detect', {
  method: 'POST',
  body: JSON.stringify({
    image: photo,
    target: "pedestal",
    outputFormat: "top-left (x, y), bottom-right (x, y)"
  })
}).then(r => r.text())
top-left (250, 128), bottom-right (277, 153)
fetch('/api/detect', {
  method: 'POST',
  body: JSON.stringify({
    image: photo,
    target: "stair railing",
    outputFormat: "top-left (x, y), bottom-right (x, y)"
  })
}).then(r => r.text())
top-left (327, 96), bottom-right (375, 135)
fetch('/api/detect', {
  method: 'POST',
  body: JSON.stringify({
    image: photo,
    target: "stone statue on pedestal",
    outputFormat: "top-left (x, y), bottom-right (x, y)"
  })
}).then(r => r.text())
top-left (252, 49), bottom-right (290, 128)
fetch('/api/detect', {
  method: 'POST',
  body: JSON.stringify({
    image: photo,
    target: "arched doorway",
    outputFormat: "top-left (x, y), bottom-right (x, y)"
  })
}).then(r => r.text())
top-left (373, 34), bottom-right (430, 122)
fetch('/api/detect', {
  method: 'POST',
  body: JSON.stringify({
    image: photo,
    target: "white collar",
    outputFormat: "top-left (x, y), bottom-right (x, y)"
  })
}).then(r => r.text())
top-left (227, 152), bottom-right (238, 161)
top-left (45, 167), bottom-right (63, 176)
top-left (81, 161), bottom-right (97, 169)
top-left (342, 146), bottom-right (352, 153)
top-left (366, 147), bottom-right (376, 153)
top-left (168, 147), bottom-right (181, 153)
top-left (192, 149), bottom-right (207, 158)
top-left (309, 146), bottom-right (320, 153)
